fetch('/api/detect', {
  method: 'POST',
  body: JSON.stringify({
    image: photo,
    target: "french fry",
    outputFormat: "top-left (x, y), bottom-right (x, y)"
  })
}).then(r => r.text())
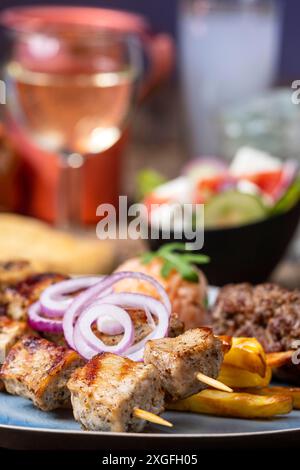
top-left (167, 389), bottom-right (293, 419)
top-left (223, 337), bottom-right (266, 377)
top-left (246, 386), bottom-right (300, 410)
top-left (266, 351), bottom-right (294, 368)
top-left (218, 364), bottom-right (272, 389)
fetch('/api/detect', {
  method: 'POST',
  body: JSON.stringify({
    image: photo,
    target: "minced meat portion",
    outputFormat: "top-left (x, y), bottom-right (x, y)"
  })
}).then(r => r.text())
top-left (212, 283), bottom-right (300, 353)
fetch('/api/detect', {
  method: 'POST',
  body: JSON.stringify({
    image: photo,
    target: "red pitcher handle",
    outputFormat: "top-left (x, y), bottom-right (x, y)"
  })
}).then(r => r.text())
top-left (140, 33), bottom-right (175, 100)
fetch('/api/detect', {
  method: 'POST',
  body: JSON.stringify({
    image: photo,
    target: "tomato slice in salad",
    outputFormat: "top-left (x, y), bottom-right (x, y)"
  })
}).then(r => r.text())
top-left (193, 175), bottom-right (232, 204)
top-left (245, 171), bottom-right (282, 196)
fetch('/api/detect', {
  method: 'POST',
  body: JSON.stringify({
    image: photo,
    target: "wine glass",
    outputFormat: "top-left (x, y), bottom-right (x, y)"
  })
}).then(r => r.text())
top-left (2, 14), bottom-right (142, 229)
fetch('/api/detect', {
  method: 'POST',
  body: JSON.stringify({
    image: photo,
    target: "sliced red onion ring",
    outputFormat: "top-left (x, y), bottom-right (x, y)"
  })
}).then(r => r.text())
top-left (63, 271), bottom-right (171, 350)
top-left (73, 323), bottom-right (96, 360)
top-left (145, 306), bottom-right (156, 330)
top-left (97, 316), bottom-right (124, 335)
top-left (28, 301), bottom-right (63, 333)
top-left (28, 271), bottom-right (171, 363)
top-left (98, 293), bottom-right (169, 361)
top-left (74, 304), bottom-right (134, 359)
top-left (40, 276), bottom-right (102, 317)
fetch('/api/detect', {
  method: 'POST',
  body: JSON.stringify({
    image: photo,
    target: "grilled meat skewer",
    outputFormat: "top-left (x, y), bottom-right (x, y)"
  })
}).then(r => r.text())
top-left (0, 316), bottom-right (32, 391)
top-left (68, 328), bottom-right (225, 432)
top-left (1, 272), bottom-right (68, 320)
top-left (144, 328), bottom-right (224, 401)
top-left (68, 352), bottom-right (165, 432)
top-left (0, 336), bottom-right (84, 410)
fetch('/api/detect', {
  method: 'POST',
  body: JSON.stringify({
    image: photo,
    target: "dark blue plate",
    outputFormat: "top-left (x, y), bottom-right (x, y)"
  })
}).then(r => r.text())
top-left (1, 393), bottom-right (300, 450)
top-left (1, 288), bottom-right (299, 450)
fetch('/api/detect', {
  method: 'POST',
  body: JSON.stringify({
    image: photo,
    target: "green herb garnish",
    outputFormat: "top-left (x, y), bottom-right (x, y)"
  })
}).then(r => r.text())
top-left (141, 243), bottom-right (210, 283)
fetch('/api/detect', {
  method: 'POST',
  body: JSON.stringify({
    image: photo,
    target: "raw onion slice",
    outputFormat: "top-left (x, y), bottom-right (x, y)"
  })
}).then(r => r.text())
top-left (98, 293), bottom-right (169, 361)
top-left (101, 293), bottom-right (169, 340)
top-left (144, 306), bottom-right (156, 330)
top-left (28, 301), bottom-right (63, 333)
top-left (63, 271), bottom-right (171, 350)
top-left (74, 304), bottom-right (134, 359)
top-left (40, 276), bottom-right (102, 317)
top-left (96, 316), bottom-right (124, 336)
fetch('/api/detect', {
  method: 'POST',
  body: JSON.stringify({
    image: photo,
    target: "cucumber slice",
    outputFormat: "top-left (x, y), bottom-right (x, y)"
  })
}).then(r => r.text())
top-left (271, 177), bottom-right (300, 215)
top-left (205, 191), bottom-right (268, 228)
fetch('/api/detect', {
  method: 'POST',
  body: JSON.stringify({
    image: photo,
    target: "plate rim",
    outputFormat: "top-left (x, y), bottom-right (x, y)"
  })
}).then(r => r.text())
top-left (2, 422), bottom-right (300, 439)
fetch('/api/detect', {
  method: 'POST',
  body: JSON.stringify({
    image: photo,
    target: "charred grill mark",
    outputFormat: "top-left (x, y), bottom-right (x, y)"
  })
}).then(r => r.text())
top-left (22, 335), bottom-right (44, 353)
top-left (84, 355), bottom-right (102, 385)
top-left (199, 326), bottom-right (213, 337)
top-left (21, 336), bottom-right (66, 360)
top-left (16, 273), bottom-right (68, 298)
top-left (118, 360), bottom-right (136, 380)
top-left (46, 349), bottom-right (69, 375)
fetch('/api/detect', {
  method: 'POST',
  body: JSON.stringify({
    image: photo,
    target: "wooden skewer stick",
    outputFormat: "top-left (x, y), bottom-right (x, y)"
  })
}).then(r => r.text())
top-left (196, 372), bottom-right (233, 393)
top-left (133, 408), bottom-right (173, 428)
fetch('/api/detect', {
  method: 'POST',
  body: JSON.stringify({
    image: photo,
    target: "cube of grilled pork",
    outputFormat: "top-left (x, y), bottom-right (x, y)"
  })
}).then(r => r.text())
top-left (0, 336), bottom-right (84, 410)
top-left (0, 316), bottom-right (30, 364)
top-left (68, 353), bottom-right (165, 432)
top-left (144, 328), bottom-right (223, 401)
top-left (0, 272), bottom-right (68, 320)
top-left (0, 316), bottom-right (30, 391)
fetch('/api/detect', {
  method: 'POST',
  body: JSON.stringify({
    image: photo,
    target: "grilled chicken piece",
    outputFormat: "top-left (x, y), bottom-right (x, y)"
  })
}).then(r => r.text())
top-left (144, 328), bottom-right (223, 401)
top-left (0, 272), bottom-right (68, 320)
top-left (0, 336), bottom-right (84, 410)
top-left (68, 353), bottom-right (165, 432)
top-left (0, 260), bottom-right (36, 290)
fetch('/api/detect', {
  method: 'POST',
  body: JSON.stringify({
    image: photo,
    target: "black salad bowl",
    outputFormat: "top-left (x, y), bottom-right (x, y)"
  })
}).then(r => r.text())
top-left (146, 200), bottom-right (300, 286)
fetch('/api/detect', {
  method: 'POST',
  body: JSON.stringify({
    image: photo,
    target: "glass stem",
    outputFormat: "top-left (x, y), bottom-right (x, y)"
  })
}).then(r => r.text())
top-left (57, 152), bottom-right (85, 230)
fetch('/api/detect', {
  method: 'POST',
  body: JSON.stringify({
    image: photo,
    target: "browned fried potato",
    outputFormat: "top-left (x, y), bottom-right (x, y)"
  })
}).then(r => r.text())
top-left (223, 337), bottom-right (266, 378)
top-left (266, 351), bottom-right (294, 368)
top-left (167, 389), bottom-right (293, 419)
top-left (218, 364), bottom-right (272, 389)
top-left (245, 386), bottom-right (300, 410)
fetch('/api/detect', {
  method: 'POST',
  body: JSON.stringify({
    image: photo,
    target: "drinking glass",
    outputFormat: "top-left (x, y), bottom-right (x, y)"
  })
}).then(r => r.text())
top-left (179, 0), bottom-right (281, 156)
top-left (2, 12), bottom-right (142, 228)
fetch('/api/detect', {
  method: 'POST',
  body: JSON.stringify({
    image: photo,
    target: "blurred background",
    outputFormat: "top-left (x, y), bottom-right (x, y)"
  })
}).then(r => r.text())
top-left (1, 0), bottom-right (300, 285)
